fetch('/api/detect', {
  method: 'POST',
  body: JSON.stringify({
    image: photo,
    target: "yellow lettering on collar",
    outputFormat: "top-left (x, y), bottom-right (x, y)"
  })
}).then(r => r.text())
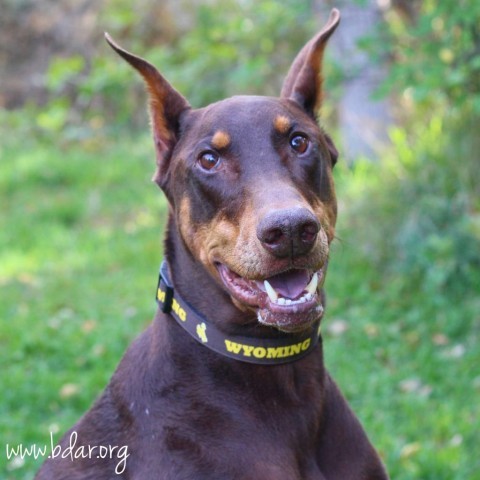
top-left (225, 338), bottom-right (312, 360)
top-left (196, 323), bottom-right (208, 343)
top-left (242, 345), bottom-right (255, 357)
top-left (301, 338), bottom-right (311, 350)
top-left (253, 347), bottom-right (266, 358)
top-left (267, 346), bottom-right (288, 358)
top-left (157, 288), bottom-right (166, 303)
top-left (225, 340), bottom-right (242, 354)
top-left (172, 298), bottom-right (187, 322)
top-left (289, 343), bottom-right (302, 356)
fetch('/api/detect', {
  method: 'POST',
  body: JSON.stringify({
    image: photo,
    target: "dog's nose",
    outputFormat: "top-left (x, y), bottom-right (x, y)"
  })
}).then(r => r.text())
top-left (256, 208), bottom-right (320, 258)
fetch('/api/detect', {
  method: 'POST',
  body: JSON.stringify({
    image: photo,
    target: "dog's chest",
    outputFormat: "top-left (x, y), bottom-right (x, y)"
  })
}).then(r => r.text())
top-left (131, 382), bottom-right (326, 479)
top-left (131, 429), bottom-right (327, 480)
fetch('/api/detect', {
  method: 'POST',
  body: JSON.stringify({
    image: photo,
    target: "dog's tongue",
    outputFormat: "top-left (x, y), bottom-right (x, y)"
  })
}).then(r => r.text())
top-left (267, 269), bottom-right (310, 299)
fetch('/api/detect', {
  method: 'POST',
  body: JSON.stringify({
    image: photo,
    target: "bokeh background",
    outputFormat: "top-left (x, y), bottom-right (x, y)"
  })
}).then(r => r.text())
top-left (1, 0), bottom-right (479, 478)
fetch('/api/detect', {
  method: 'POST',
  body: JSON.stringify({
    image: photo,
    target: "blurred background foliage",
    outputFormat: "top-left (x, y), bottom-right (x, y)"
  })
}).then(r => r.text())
top-left (1, 0), bottom-right (479, 478)
top-left (349, 0), bottom-right (480, 296)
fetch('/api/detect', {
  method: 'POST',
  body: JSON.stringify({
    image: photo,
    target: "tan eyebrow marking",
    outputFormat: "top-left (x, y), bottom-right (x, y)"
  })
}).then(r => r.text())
top-left (273, 115), bottom-right (292, 134)
top-left (211, 130), bottom-right (231, 150)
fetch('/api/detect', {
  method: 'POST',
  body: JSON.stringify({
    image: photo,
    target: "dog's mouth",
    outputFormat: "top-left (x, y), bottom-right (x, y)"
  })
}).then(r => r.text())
top-left (217, 264), bottom-right (326, 332)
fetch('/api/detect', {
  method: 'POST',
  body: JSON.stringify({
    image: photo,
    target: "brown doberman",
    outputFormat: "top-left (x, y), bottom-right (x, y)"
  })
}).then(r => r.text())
top-left (36, 9), bottom-right (389, 479)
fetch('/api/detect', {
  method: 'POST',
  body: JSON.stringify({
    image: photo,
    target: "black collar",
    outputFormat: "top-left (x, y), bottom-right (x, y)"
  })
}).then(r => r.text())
top-left (156, 261), bottom-right (321, 365)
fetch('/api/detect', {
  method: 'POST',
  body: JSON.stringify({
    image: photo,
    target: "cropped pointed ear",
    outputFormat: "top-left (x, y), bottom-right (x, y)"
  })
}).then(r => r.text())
top-left (280, 9), bottom-right (340, 118)
top-left (105, 33), bottom-right (191, 187)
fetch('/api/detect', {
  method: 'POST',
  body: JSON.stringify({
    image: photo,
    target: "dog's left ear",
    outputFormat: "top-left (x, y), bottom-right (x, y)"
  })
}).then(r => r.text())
top-left (105, 33), bottom-right (191, 186)
top-left (281, 9), bottom-right (340, 118)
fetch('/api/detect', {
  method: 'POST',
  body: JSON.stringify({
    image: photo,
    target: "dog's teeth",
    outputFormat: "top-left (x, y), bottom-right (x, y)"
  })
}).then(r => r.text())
top-left (278, 298), bottom-right (286, 305)
top-left (306, 272), bottom-right (318, 295)
top-left (305, 293), bottom-right (313, 301)
top-left (285, 299), bottom-right (293, 305)
top-left (264, 280), bottom-right (278, 303)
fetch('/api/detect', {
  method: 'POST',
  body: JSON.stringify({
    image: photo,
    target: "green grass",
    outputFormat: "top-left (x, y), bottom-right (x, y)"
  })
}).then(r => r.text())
top-left (1, 132), bottom-right (478, 479)
top-left (0, 132), bottom-right (167, 477)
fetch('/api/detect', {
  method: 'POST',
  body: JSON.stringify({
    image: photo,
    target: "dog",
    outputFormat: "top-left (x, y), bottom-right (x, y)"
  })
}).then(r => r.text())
top-left (36, 9), bottom-right (389, 479)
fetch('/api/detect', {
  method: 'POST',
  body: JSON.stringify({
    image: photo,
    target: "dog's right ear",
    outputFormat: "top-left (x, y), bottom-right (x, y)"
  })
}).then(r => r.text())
top-left (105, 33), bottom-right (190, 186)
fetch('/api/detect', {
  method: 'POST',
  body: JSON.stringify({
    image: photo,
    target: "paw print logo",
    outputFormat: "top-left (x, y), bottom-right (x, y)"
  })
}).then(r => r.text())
top-left (196, 323), bottom-right (208, 343)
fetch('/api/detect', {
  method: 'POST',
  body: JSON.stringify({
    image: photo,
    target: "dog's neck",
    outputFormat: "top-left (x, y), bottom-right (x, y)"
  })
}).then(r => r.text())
top-left (163, 216), bottom-right (251, 336)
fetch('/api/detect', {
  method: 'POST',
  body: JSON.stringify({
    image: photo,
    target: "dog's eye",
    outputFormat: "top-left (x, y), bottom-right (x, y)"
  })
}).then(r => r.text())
top-left (290, 134), bottom-right (309, 154)
top-left (198, 151), bottom-right (220, 171)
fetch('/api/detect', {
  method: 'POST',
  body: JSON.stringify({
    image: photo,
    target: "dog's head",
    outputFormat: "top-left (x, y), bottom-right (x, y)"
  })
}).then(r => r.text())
top-left (106, 9), bottom-right (340, 333)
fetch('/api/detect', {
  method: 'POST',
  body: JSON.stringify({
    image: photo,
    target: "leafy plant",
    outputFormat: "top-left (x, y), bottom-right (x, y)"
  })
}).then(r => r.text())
top-left (337, 112), bottom-right (480, 299)
top-left (365, 0), bottom-right (480, 113)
